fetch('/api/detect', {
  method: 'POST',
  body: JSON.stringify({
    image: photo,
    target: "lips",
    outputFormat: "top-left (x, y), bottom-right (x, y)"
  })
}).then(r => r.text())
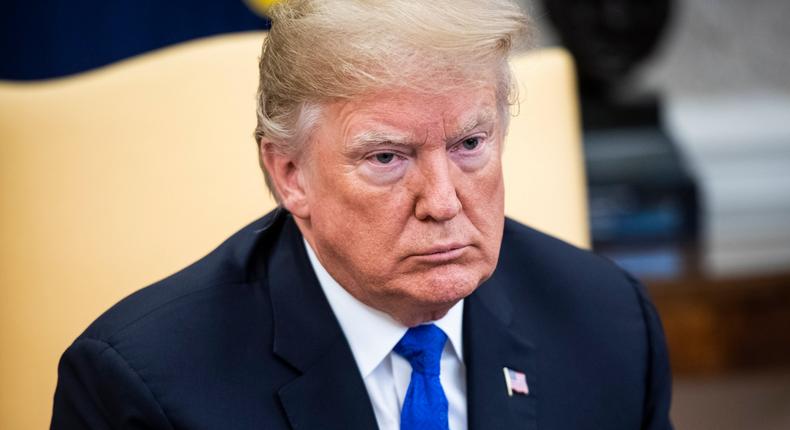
top-left (410, 243), bottom-right (470, 263)
top-left (419, 243), bottom-right (468, 255)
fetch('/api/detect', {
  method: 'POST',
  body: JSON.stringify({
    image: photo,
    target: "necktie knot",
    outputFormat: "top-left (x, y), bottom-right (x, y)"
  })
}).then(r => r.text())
top-left (394, 324), bottom-right (447, 376)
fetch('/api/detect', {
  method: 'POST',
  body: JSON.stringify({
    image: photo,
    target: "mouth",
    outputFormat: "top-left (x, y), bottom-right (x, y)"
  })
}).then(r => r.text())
top-left (410, 244), bottom-right (470, 263)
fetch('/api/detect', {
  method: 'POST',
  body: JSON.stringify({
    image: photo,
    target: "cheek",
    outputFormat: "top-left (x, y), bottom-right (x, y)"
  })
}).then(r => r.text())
top-left (308, 169), bottom-right (412, 265)
top-left (461, 153), bottom-right (504, 215)
top-left (461, 156), bottom-right (505, 256)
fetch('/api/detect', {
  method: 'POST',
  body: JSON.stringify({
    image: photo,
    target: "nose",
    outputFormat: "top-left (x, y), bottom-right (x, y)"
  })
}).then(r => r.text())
top-left (414, 155), bottom-right (462, 222)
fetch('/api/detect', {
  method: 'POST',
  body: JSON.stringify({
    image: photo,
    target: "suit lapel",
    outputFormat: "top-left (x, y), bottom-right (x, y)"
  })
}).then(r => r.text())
top-left (464, 273), bottom-right (538, 430)
top-left (267, 214), bottom-right (378, 430)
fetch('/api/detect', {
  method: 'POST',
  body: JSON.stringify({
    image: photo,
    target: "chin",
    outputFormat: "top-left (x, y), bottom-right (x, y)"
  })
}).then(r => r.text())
top-left (410, 264), bottom-right (486, 305)
top-left (375, 264), bottom-right (490, 326)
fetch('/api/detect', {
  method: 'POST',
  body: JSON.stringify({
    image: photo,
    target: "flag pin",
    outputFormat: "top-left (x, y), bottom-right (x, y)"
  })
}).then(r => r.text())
top-left (503, 367), bottom-right (529, 396)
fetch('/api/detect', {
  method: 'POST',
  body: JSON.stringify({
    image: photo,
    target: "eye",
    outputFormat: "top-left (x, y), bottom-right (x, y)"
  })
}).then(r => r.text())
top-left (461, 137), bottom-right (480, 150)
top-left (374, 152), bottom-right (396, 164)
top-left (453, 135), bottom-right (487, 153)
top-left (362, 150), bottom-right (408, 184)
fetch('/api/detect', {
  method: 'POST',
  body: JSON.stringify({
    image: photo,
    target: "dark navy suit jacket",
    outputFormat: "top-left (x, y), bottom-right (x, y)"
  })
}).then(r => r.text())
top-left (51, 208), bottom-right (673, 429)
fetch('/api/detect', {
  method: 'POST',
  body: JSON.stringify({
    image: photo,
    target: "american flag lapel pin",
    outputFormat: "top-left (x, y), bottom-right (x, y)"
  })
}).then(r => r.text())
top-left (503, 367), bottom-right (529, 396)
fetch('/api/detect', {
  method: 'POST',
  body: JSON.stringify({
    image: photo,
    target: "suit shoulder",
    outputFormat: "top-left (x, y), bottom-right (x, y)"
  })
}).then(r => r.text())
top-left (499, 217), bottom-right (643, 307)
top-left (77, 209), bottom-right (285, 344)
top-left (501, 217), bottom-right (611, 271)
top-left (497, 219), bottom-right (658, 368)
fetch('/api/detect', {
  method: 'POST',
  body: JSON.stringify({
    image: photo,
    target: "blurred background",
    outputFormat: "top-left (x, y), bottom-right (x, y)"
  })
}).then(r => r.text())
top-left (525, 1), bottom-right (790, 428)
top-left (2, 0), bottom-right (789, 428)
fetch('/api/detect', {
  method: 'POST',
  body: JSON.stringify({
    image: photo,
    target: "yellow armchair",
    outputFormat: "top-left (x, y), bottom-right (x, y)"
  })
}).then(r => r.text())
top-left (0, 32), bottom-right (586, 429)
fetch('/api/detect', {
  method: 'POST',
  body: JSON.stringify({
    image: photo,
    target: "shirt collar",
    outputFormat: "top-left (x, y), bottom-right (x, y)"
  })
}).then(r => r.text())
top-left (304, 239), bottom-right (464, 378)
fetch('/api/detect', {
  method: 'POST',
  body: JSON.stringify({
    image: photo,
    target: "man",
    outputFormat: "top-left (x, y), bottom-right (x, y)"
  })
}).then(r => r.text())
top-left (52, 1), bottom-right (673, 429)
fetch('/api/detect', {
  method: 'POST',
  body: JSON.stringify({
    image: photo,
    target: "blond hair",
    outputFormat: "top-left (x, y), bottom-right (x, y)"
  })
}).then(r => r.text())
top-left (255, 0), bottom-right (530, 198)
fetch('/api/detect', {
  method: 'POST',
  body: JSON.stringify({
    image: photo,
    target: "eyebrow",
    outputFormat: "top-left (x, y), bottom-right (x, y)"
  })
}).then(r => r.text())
top-left (347, 109), bottom-right (498, 154)
top-left (449, 109), bottom-right (497, 142)
top-left (348, 130), bottom-right (413, 153)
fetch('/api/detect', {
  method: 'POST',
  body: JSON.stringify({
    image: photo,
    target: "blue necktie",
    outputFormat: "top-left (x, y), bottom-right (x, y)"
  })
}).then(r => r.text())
top-left (394, 324), bottom-right (449, 430)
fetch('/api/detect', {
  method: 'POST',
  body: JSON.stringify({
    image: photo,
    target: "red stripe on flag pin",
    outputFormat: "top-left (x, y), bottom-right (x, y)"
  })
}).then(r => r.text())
top-left (503, 367), bottom-right (529, 396)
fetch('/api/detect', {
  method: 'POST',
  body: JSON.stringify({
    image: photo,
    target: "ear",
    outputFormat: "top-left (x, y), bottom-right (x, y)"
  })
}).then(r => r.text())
top-left (259, 139), bottom-right (311, 219)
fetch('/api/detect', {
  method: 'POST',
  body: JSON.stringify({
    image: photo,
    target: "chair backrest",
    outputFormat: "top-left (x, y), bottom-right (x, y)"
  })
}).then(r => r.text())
top-left (0, 32), bottom-right (587, 429)
top-left (506, 49), bottom-right (589, 247)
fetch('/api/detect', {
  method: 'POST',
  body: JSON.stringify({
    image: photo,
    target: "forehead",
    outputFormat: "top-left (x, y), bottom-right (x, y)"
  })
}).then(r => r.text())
top-left (326, 83), bottom-right (500, 139)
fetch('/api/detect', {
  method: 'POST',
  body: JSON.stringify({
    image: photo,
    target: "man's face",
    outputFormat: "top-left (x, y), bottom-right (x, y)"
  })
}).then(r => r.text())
top-left (294, 83), bottom-right (505, 325)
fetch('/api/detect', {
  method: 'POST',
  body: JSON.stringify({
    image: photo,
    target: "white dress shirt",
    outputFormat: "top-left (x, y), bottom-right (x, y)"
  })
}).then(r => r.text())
top-left (304, 240), bottom-right (468, 430)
